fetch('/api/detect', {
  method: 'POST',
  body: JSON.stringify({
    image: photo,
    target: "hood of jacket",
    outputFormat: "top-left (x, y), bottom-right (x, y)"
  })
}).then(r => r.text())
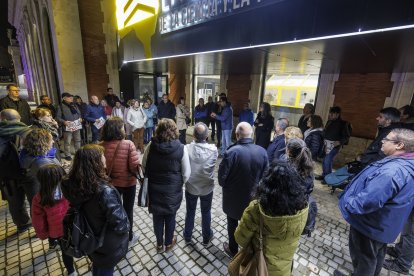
top-left (0, 121), bottom-right (30, 140)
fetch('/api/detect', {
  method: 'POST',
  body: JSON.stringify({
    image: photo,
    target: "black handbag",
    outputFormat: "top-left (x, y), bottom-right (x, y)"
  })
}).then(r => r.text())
top-left (185, 116), bottom-right (191, 125)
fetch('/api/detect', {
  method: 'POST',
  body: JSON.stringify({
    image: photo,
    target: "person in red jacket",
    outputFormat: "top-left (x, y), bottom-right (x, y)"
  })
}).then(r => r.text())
top-left (100, 117), bottom-right (141, 246)
top-left (31, 164), bottom-right (74, 275)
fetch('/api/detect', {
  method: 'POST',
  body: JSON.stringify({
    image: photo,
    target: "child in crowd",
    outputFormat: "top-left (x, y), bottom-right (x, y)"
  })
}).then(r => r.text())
top-left (31, 164), bottom-right (75, 276)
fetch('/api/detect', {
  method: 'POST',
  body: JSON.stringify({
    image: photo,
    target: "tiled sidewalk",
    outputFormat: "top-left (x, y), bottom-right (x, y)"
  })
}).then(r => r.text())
top-left (0, 161), bottom-right (412, 275)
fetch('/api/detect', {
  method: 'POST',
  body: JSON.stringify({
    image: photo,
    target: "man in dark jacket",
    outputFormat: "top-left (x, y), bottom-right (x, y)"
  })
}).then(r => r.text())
top-left (37, 95), bottom-right (57, 118)
top-left (218, 122), bottom-right (268, 257)
top-left (298, 103), bottom-right (314, 134)
top-left (0, 84), bottom-right (31, 125)
top-left (158, 94), bottom-right (176, 120)
top-left (267, 118), bottom-right (289, 163)
top-left (335, 128), bottom-right (414, 276)
top-left (205, 96), bottom-right (216, 141)
top-left (0, 109), bottom-right (31, 232)
top-left (211, 96), bottom-right (233, 156)
top-left (85, 95), bottom-right (106, 143)
top-left (399, 105), bottom-right (414, 130)
top-left (359, 107), bottom-right (401, 168)
top-left (103, 87), bottom-right (120, 108)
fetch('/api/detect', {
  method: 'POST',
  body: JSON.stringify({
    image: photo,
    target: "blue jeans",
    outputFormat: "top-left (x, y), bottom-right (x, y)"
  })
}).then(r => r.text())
top-left (153, 213), bottom-right (176, 246)
top-left (394, 209), bottom-right (414, 270)
top-left (92, 265), bottom-right (114, 276)
top-left (144, 127), bottom-right (153, 144)
top-left (183, 191), bottom-right (213, 243)
top-left (91, 125), bottom-right (100, 143)
top-left (221, 129), bottom-right (232, 155)
top-left (322, 146), bottom-right (340, 176)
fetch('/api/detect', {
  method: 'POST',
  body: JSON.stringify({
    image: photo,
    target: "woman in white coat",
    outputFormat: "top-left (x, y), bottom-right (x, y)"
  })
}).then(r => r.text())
top-left (176, 97), bottom-right (190, 144)
top-left (127, 99), bottom-right (147, 153)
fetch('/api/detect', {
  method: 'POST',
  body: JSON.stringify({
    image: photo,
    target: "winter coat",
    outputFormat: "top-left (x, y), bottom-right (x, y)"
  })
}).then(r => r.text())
top-left (31, 193), bottom-right (69, 239)
top-left (298, 115), bottom-right (310, 134)
top-left (158, 100), bottom-right (176, 120)
top-left (61, 181), bottom-right (129, 268)
top-left (185, 142), bottom-right (218, 196)
top-left (111, 106), bottom-right (125, 118)
top-left (239, 109), bottom-right (254, 126)
top-left (127, 107), bottom-right (147, 131)
top-left (0, 96), bottom-right (31, 125)
top-left (254, 113), bottom-right (274, 149)
top-left (215, 103), bottom-right (233, 130)
top-left (218, 138), bottom-right (268, 220)
top-left (31, 119), bottom-right (60, 143)
top-left (142, 139), bottom-right (191, 215)
top-left (266, 134), bottom-right (285, 163)
top-left (176, 104), bottom-right (190, 130)
top-left (85, 103), bottom-right (106, 123)
top-left (101, 139), bottom-right (140, 187)
top-left (104, 94), bottom-right (120, 108)
top-left (304, 128), bottom-right (324, 160)
top-left (56, 101), bottom-right (81, 125)
top-left (143, 107), bottom-right (155, 128)
top-left (339, 154), bottom-right (414, 243)
top-left (235, 200), bottom-right (308, 276)
top-left (194, 105), bottom-right (208, 124)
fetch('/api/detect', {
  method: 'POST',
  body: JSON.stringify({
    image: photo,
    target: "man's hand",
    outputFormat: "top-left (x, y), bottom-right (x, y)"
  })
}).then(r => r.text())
top-left (211, 112), bottom-right (216, 118)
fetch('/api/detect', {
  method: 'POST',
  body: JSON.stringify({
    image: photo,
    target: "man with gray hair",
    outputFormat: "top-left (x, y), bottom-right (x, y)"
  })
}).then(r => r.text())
top-left (184, 122), bottom-right (218, 246)
top-left (267, 118), bottom-right (289, 163)
top-left (218, 122), bottom-right (268, 257)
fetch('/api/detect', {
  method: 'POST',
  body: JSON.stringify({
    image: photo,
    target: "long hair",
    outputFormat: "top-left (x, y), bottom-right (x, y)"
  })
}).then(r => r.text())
top-left (64, 144), bottom-right (109, 199)
top-left (286, 138), bottom-right (314, 178)
top-left (255, 161), bottom-right (308, 216)
top-left (37, 164), bottom-right (66, 207)
top-left (101, 117), bottom-right (125, 141)
top-left (260, 102), bottom-right (271, 118)
top-left (23, 128), bottom-right (52, 156)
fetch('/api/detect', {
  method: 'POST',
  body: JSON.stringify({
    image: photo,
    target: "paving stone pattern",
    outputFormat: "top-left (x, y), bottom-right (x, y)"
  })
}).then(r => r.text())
top-left (0, 160), bottom-right (412, 275)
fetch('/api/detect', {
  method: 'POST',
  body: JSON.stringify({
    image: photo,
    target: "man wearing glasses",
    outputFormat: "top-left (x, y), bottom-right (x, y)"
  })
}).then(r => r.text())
top-left (0, 84), bottom-right (31, 125)
top-left (335, 128), bottom-right (414, 276)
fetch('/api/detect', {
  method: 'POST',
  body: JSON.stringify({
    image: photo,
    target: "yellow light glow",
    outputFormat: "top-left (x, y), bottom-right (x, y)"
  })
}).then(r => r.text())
top-left (116, 0), bottom-right (159, 30)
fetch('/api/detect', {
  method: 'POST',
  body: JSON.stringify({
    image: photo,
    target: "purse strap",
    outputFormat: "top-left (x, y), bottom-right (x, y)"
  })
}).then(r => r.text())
top-left (258, 214), bottom-right (264, 251)
top-left (107, 141), bottom-right (122, 176)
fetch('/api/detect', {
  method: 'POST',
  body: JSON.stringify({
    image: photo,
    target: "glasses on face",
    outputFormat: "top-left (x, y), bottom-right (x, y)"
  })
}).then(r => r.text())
top-left (382, 138), bottom-right (399, 143)
top-left (10, 89), bottom-right (20, 92)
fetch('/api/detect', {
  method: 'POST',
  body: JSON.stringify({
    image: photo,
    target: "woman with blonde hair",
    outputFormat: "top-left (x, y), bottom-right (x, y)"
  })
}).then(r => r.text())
top-left (31, 108), bottom-right (60, 159)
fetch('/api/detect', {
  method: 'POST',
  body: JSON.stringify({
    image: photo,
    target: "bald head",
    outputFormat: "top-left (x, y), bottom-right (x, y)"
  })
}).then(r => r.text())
top-left (193, 122), bottom-right (208, 143)
top-left (236, 122), bottom-right (253, 140)
top-left (0, 109), bottom-right (21, 122)
top-left (90, 96), bottom-right (99, 105)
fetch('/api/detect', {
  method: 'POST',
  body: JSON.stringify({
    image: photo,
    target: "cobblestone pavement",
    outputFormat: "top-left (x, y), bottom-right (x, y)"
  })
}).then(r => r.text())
top-left (0, 155), bottom-right (413, 275)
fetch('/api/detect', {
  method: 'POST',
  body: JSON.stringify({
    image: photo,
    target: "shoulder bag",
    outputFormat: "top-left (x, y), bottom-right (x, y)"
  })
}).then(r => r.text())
top-left (228, 214), bottom-right (268, 276)
top-left (137, 145), bottom-right (150, 207)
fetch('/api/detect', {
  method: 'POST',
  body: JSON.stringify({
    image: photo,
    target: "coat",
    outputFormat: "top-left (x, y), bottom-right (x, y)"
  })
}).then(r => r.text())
top-left (158, 100), bottom-right (176, 120)
top-left (239, 109), bottom-right (254, 126)
top-left (85, 103), bottom-right (106, 123)
top-left (127, 107), bottom-right (147, 130)
top-left (31, 193), bottom-right (69, 239)
top-left (142, 139), bottom-right (191, 215)
top-left (215, 104), bottom-right (233, 130)
top-left (194, 105), bottom-right (208, 124)
top-left (176, 104), bottom-right (190, 130)
top-left (56, 101), bottom-right (81, 125)
top-left (254, 113), bottom-right (274, 149)
top-left (0, 96), bottom-right (31, 125)
top-left (143, 107), bottom-right (155, 128)
top-left (339, 154), bottom-right (414, 243)
top-left (61, 181), bottom-right (129, 268)
top-left (101, 139), bottom-right (140, 187)
top-left (218, 138), bottom-right (268, 220)
top-left (304, 128), bottom-right (324, 160)
top-left (266, 134), bottom-right (285, 163)
top-left (185, 142), bottom-right (218, 196)
top-left (235, 201), bottom-right (308, 276)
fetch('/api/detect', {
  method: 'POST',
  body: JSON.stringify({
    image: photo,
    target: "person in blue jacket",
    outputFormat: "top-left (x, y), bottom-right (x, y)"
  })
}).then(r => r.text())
top-left (238, 102), bottom-right (254, 126)
top-left (211, 96), bottom-right (233, 156)
top-left (335, 128), bottom-right (414, 276)
top-left (85, 95), bottom-right (106, 143)
top-left (194, 98), bottom-right (209, 124)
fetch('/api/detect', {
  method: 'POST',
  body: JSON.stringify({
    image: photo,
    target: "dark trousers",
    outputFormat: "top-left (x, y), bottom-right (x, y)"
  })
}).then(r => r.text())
top-left (349, 226), bottom-right (387, 276)
top-left (208, 119), bottom-right (216, 140)
top-left (179, 129), bottom-right (187, 144)
top-left (80, 122), bottom-right (88, 145)
top-left (1, 179), bottom-right (31, 229)
top-left (216, 121), bottom-right (222, 146)
top-left (92, 265), bottom-right (114, 276)
top-left (394, 208), bottom-right (414, 270)
top-left (183, 191), bottom-right (213, 242)
top-left (50, 238), bottom-right (74, 274)
top-left (227, 216), bottom-right (239, 254)
top-left (153, 213), bottom-right (176, 246)
top-left (91, 125), bottom-right (100, 143)
top-left (115, 185), bottom-right (136, 241)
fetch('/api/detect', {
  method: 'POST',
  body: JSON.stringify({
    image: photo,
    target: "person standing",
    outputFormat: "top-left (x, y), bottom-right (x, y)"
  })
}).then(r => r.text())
top-left (194, 98), bottom-right (209, 124)
top-left (143, 101), bottom-right (155, 144)
top-left (142, 119), bottom-right (191, 253)
top-left (104, 87), bottom-right (120, 108)
top-left (101, 99), bottom-right (112, 118)
top-left (158, 94), bottom-right (176, 120)
top-left (176, 97), bottom-right (190, 144)
top-left (238, 102), bottom-right (254, 126)
top-left (37, 95), bottom-right (57, 118)
top-left (304, 115), bottom-right (324, 161)
top-left (124, 99), bottom-right (135, 141)
top-left (85, 96), bottom-right (106, 144)
top-left (31, 108), bottom-right (60, 160)
top-left (205, 96), bottom-right (216, 141)
top-left (298, 103), bottom-right (315, 135)
top-left (211, 96), bottom-right (233, 156)
top-left (126, 99), bottom-right (147, 153)
top-left (335, 128), bottom-right (414, 276)
top-left (254, 102), bottom-right (274, 149)
top-left (0, 84), bottom-right (31, 125)
top-left (74, 96), bottom-right (89, 145)
top-left (56, 93), bottom-right (82, 161)
top-left (267, 118), bottom-right (289, 163)
top-left (111, 101), bottom-right (125, 118)
top-left (184, 123), bottom-right (218, 246)
top-left (218, 122), bottom-right (268, 257)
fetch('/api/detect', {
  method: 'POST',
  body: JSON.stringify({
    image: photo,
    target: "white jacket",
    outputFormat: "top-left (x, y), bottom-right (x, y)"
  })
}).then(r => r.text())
top-left (185, 142), bottom-right (218, 196)
top-left (127, 107), bottom-right (147, 131)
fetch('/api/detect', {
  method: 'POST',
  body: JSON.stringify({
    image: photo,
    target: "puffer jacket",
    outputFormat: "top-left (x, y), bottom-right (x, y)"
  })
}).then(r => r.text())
top-left (339, 154), bottom-right (414, 243)
top-left (185, 142), bottom-right (218, 196)
top-left (101, 139), bottom-right (140, 187)
top-left (235, 200), bottom-right (308, 276)
top-left (304, 128), bottom-right (324, 160)
top-left (61, 181), bottom-right (129, 268)
top-left (31, 193), bottom-right (69, 239)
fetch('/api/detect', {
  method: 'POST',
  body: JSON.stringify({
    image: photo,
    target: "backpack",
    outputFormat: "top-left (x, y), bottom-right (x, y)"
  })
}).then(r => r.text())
top-left (60, 206), bottom-right (107, 258)
top-left (342, 121), bottom-right (353, 145)
top-left (0, 139), bottom-right (23, 180)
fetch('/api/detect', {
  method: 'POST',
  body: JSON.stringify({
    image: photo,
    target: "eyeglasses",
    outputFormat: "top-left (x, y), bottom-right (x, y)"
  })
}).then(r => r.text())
top-left (382, 138), bottom-right (400, 143)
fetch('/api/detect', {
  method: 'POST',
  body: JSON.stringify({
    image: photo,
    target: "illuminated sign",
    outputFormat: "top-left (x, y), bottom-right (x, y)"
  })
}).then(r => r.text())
top-left (116, 0), bottom-right (160, 58)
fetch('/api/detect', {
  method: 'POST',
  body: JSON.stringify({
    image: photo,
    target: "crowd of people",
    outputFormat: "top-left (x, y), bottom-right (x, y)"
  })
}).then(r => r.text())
top-left (0, 83), bottom-right (414, 276)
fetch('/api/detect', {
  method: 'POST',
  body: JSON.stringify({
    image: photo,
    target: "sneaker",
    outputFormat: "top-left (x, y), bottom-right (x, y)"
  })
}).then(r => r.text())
top-left (17, 223), bottom-right (32, 233)
top-left (68, 271), bottom-right (78, 276)
top-left (382, 259), bottom-right (409, 275)
top-left (128, 234), bottom-right (139, 248)
top-left (202, 233), bottom-right (214, 247)
top-left (184, 238), bottom-right (193, 245)
top-left (386, 246), bottom-right (398, 258)
top-left (223, 242), bottom-right (236, 258)
top-left (156, 245), bottom-right (164, 253)
top-left (315, 175), bottom-right (324, 181)
top-left (165, 236), bottom-right (177, 252)
top-left (64, 156), bottom-right (72, 161)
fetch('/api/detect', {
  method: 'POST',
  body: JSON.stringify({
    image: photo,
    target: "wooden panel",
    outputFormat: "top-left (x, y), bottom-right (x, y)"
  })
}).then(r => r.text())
top-left (169, 74), bottom-right (186, 104)
top-left (226, 74), bottom-right (252, 117)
